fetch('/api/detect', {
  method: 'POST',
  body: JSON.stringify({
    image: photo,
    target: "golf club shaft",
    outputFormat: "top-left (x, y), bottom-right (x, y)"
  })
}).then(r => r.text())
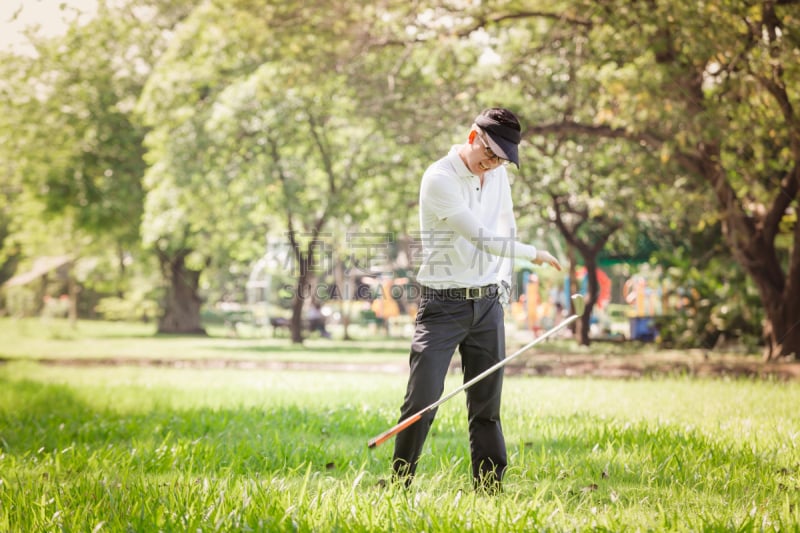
top-left (367, 311), bottom-right (581, 449)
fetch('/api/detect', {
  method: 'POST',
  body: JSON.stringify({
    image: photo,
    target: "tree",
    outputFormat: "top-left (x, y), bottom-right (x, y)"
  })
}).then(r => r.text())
top-left (443, 0), bottom-right (799, 358)
top-left (137, 1), bottom-right (411, 339)
top-left (0, 9), bottom-right (148, 318)
top-left (0, 0), bottom-right (194, 319)
top-left (576, 0), bottom-right (799, 359)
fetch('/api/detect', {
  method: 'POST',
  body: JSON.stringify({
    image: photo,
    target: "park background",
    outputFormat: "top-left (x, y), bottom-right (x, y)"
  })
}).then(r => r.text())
top-left (1, 0), bottom-right (800, 530)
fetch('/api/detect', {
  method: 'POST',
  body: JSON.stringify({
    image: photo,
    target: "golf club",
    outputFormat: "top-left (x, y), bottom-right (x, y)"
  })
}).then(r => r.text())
top-left (367, 293), bottom-right (586, 449)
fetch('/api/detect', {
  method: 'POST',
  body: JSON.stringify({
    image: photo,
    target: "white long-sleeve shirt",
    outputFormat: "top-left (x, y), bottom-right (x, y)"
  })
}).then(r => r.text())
top-left (415, 146), bottom-right (537, 289)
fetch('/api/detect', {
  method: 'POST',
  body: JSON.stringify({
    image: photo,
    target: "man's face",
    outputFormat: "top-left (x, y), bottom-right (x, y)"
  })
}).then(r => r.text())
top-left (466, 129), bottom-right (508, 176)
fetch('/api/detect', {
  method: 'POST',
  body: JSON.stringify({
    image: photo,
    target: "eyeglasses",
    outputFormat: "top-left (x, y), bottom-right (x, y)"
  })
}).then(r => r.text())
top-left (476, 130), bottom-right (509, 166)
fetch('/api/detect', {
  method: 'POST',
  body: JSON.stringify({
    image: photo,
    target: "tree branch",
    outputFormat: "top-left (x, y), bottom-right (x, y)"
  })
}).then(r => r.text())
top-left (524, 120), bottom-right (662, 147)
top-left (458, 10), bottom-right (593, 38)
top-left (266, 135), bottom-right (297, 242)
top-left (525, 118), bottom-right (714, 179)
top-left (369, 8), bottom-right (592, 47)
top-left (764, 166), bottom-right (800, 241)
top-left (307, 112), bottom-right (337, 196)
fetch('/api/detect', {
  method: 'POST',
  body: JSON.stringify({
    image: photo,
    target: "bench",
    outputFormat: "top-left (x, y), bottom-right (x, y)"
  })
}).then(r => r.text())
top-left (268, 317), bottom-right (326, 337)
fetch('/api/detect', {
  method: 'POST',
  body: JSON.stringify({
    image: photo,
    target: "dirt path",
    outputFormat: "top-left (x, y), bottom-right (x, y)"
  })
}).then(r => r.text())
top-left (506, 352), bottom-right (800, 380)
top-left (12, 351), bottom-right (800, 381)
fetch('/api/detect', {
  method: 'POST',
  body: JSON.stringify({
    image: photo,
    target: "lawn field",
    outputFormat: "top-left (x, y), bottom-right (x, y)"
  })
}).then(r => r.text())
top-left (1, 319), bottom-right (799, 531)
top-left (0, 317), bottom-right (410, 363)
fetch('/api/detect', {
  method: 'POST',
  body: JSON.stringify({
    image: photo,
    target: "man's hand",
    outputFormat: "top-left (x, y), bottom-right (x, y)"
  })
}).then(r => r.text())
top-left (533, 250), bottom-right (562, 271)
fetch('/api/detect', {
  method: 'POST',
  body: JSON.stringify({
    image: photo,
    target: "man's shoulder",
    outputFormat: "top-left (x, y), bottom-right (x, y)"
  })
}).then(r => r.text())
top-left (421, 162), bottom-right (457, 190)
top-left (424, 153), bottom-right (457, 175)
top-left (423, 151), bottom-right (467, 183)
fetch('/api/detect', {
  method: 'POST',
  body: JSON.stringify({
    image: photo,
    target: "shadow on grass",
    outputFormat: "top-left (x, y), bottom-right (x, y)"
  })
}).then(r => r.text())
top-left (0, 378), bottom-right (389, 477)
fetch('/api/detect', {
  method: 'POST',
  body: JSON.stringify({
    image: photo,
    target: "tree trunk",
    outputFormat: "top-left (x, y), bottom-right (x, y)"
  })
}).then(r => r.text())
top-left (333, 258), bottom-right (352, 340)
top-left (751, 266), bottom-right (800, 361)
top-left (157, 250), bottom-right (206, 335)
top-left (549, 193), bottom-right (621, 347)
top-left (761, 296), bottom-right (800, 360)
top-left (579, 258), bottom-right (602, 346)
top-left (739, 250), bottom-right (795, 360)
top-left (704, 157), bottom-right (799, 360)
top-left (289, 270), bottom-right (311, 344)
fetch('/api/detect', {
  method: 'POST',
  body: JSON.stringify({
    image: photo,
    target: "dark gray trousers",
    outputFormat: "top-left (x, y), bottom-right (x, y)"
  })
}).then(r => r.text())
top-left (392, 292), bottom-right (507, 488)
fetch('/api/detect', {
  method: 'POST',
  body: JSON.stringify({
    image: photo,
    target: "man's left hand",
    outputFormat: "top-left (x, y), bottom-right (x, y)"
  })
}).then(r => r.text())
top-left (533, 250), bottom-right (562, 271)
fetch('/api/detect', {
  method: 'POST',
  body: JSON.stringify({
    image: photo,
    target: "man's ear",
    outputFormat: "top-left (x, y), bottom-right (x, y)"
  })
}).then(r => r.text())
top-left (468, 130), bottom-right (477, 143)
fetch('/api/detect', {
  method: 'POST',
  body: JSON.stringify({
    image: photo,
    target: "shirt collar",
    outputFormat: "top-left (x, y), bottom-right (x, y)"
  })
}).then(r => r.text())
top-left (447, 145), bottom-right (474, 179)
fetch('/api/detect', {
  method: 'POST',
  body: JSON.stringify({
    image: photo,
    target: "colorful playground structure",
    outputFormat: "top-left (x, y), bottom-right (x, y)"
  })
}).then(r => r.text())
top-left (510, 267), bottom-right (666, 341)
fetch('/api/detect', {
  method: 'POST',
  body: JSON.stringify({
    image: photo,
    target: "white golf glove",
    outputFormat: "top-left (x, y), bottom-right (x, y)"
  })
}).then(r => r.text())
top-left (533, 250), bottom-right (562, 271)
top-left (499, 280), bottom-right (512, 305)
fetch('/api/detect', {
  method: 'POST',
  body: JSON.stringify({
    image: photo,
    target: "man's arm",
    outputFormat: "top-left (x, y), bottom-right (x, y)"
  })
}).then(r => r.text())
top-left (443, 209), bottom-right (562, 270)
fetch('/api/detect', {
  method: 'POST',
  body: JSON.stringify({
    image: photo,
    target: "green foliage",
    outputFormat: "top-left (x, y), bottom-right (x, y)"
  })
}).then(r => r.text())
top-left (654, 224), bottom-right (764, 352)
top-left (2, 13), bottom-right (149, 246)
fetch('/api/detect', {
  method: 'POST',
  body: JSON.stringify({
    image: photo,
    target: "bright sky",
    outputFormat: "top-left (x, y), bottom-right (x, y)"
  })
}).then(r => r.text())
top-left (0, 0), bottom-right (98, 53)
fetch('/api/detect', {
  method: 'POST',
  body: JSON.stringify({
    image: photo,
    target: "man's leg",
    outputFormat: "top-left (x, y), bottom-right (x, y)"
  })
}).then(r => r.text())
top-left (392, 297), bottom-right (470, 485)
top-left (459, 296), bottom-right (507, 492)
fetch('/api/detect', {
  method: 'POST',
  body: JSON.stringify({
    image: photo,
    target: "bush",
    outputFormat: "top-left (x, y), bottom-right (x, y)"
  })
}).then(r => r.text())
top-left (3, 286), bottom-right (39, 317)
top-left (655, 256), bottom-right (763, 353)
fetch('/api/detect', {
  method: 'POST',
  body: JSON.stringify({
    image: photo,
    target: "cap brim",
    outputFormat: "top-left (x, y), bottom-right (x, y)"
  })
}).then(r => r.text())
top-left (484, 131), bottom-right (519, 168)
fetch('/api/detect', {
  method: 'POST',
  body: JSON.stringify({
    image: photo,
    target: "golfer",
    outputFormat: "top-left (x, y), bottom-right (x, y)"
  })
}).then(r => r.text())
top-left (391, 108), bottom-right (561, 493)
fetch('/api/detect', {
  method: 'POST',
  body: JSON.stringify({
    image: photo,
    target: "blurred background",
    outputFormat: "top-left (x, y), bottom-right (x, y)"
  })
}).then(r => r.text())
top-left (1, 0), bottom-right (797, 359)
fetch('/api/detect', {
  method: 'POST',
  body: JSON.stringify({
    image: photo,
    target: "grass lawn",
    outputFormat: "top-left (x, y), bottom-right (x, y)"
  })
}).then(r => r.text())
top-left (0, 317), bottom-right (410, 363)
top-left (1, 319), bottom-right (799, 530)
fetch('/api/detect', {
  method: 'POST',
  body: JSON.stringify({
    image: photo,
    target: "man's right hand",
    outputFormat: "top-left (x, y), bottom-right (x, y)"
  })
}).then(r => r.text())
top-left (533, 250), bottom-right (562, 271)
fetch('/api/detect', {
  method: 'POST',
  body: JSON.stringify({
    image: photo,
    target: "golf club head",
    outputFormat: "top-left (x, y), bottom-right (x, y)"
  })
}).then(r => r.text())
top-left (571, 294), bottom-right (586, 315)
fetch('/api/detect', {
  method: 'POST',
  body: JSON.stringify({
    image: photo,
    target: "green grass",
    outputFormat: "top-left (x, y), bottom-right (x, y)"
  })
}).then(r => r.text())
top-left (0, 317), bottom-right (409, 362)
top-left (1, 319), bottom-right (799, 530)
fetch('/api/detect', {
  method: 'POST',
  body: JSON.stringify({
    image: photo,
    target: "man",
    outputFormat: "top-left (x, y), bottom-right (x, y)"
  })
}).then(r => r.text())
top-left (392, 107), bottom-right (561, 492)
